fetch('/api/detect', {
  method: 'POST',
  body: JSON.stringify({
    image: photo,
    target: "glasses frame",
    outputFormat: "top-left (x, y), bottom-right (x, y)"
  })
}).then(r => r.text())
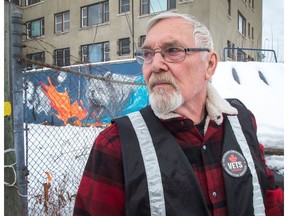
top-left (135, 47), bottom-right (211, 64)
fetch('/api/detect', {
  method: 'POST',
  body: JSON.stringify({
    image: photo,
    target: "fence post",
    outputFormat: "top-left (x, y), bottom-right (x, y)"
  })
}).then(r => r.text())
top-left (4, 2), bottom-right (24, 216)
top-left (10, 6), bottom-right (28, 216)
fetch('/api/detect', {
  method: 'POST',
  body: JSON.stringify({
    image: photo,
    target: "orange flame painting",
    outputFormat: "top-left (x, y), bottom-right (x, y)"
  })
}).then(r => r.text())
top-left (40, 77), bottom-right (88, 125)
top-left (45, 171), bottom-right (52, 184)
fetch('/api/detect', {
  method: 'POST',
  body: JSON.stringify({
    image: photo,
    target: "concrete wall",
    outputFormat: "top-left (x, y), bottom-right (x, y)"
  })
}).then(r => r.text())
top-left (20, 0), bottom-right (262, 65)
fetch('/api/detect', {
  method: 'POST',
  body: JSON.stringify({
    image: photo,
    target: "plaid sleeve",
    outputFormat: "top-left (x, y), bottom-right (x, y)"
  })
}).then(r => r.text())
top-left (249, 110), bottom-right (284, 215)
top-left (73, 123), bottom-right (125, 216)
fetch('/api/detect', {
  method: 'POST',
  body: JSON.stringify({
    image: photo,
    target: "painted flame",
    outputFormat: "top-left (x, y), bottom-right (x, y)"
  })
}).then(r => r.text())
top-left (45, 171), bottom-right (52, 184)
top-left (40, 77), bottom-right (87, 125)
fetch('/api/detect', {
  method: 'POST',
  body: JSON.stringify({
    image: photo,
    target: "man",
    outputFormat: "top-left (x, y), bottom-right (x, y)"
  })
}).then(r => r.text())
top-left (74, 12), bottom-right (283, 216)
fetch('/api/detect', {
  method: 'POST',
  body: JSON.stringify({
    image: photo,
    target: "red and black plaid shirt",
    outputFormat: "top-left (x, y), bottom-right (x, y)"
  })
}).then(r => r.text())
top-left (74, 113), bottom-right (283, 216)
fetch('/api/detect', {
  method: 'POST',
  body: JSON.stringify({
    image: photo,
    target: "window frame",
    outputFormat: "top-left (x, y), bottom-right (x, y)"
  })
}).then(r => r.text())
top-left (81, 42), bottom-right (110, 63)
top-left (26, 17), bottom-right (45, 39)
top-left (140, 0), bottom-right (176, 15)
top-left (227, 0), bottom-right (231, 16)
top-left (26, 0), bottom-right (41, 6)
top-left (54, 48), bottom-right (70, 66)
top-left (54, 11), bottom-right (70, 34)
top-left (139, 35), bottom-right (146, 48)
top-left (118, 38), bottom-right (130, 56)
top-left (26, 52), bottom-right (45, 69)
top-left (81, 1), bottom-right (109, 27)
top-left (248, 22), bottom-right (251, 38)
top-left (119, 0), bottom-right (130, 13)
top-left (237, 11), bottom-right (246, 37)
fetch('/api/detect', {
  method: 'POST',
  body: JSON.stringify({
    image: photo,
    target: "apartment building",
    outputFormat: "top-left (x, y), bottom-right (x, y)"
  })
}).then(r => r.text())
top-left (15, 0), bottom-right (262, 68)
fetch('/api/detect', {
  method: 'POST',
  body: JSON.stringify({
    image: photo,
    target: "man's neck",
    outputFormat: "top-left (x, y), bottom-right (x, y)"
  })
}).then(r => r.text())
top-left (174, 101), bottom-right (206, 124)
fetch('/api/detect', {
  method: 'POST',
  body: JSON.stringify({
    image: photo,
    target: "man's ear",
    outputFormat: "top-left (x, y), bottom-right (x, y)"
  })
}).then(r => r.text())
top-left (205, 51), bottom-right (218, 80)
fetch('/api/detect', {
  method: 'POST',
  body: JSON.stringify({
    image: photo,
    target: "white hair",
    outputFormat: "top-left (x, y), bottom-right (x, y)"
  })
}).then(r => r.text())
top-left (146, 12), bottom-right (214, 51)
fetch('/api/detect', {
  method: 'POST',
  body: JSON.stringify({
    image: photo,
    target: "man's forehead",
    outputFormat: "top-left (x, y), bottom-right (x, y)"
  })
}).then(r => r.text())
top-left (142, 40), bottom-right (184, 49)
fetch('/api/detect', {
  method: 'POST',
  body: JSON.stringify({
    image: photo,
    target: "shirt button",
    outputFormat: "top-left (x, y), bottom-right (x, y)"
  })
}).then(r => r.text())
top-left (202, 145), bottom-right (206, 150)
top-left (212, 192), bottom-right (217, 197)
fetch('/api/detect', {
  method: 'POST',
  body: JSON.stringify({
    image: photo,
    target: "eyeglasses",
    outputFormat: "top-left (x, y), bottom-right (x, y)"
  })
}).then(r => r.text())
top-left (135, 47), bottom-right (210, 64)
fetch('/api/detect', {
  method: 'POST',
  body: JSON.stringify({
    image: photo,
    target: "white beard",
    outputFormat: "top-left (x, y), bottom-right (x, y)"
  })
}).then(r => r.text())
top-left (149, 83), bottom-right (183, 119)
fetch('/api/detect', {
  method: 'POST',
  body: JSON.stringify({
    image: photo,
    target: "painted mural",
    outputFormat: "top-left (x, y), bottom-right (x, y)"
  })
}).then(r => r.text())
top-left (24, 60), bottom-right (149, 126)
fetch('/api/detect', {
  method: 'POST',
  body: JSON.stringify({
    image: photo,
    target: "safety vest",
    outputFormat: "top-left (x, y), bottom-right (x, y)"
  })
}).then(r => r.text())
top-left (114, 99), bottom-right (268, 216)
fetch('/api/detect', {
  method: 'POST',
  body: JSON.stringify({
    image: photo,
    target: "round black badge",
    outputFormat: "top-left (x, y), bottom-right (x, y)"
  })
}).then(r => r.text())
top-left (222, 150), bottom-right (247, 178)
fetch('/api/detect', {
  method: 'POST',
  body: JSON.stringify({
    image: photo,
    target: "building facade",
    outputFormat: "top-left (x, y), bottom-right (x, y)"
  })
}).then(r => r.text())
top-left (16, 0), bottom-right (262, 68)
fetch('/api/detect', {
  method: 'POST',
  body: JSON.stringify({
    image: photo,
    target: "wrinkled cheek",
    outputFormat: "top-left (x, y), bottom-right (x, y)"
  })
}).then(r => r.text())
top-left (142, 67), bottom-right (151, 83)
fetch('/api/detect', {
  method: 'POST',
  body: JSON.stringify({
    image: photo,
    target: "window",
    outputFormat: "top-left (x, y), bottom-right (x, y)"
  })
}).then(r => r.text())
top-left (227, 0), bottom-right (231, 16)
top-left (251, 27), bottom-right (254, 40)
top-left (227, 40), bottom-right (236, 60)
top-left (249, 0), bottom-right (254, 8)
top-left (26, 52), bottom-right (45, 69)
top-left (26, 0), bottom-right (41, 6)
top-left (248, 23), bottom-right (250, 38)
top-left (139, 35), bottom-right (146, 48)
top-left (55, 11), bottom-right (70, 33)
top-left (81, 1), bottom-right (109, 27)
top-left (54, 48), bottom-right (70, 66)
top-left (141, 0), bottom-right (176, 15)
top-left (26, 18), bottom-right (45, 39)
top-left (237, 49), bottom-right (246, 61)
top-left (231, 43), bottom-right (235, 60)
top-left (227, 40), bottom-right (232, 58)
top-left (237, 11), bottom-right (246, 36)
top-left (119, 0), bottom-right (130, 13)
top-left (118, 38), bottom-right (130, 55)
top-left (81, 42), bottom-right (109, 63)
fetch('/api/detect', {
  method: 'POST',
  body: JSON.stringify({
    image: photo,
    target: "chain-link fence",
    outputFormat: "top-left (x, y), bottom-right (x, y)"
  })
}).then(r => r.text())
top-left (22, 61), bottom-right (148, 215)
top-left (19, 59), bottom-right (284, 215)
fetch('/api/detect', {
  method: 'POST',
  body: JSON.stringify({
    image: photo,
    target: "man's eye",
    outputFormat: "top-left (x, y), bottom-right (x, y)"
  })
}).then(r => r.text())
top-left (167, 47), bottom-right (181, 53)
top-left (143, 50), bottom-right (153, 58)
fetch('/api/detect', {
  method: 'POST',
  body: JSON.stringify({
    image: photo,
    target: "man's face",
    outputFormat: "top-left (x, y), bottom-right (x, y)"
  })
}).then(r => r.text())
top-left (142, 18), bottom-right (213, 116)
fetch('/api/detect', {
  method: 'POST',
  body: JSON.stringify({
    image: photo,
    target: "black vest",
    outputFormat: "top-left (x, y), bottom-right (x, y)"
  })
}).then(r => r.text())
top-left (114, 99), bottom-right (268, 216)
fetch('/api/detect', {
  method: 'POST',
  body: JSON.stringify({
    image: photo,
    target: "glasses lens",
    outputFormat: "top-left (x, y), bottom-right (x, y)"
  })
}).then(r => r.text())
top-left (164, 47), bottom-right (185, 62)
top-left (135, 50), bottom-right (145, 64)
top-left (135, 49), bottom-right (154, 64)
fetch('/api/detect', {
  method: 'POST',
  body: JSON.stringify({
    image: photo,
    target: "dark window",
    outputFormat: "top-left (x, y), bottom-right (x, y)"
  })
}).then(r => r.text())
top-left (54, 48), bottom-right (70, 66)
top-left (119, 0), bottom-right (130, 13)
top-left (26, 18), bottom-right (45, 38)
top-left (26, 52), bottom-right (45, 69)
top-left (238, 11), bottom-right (246, 36)
top-left (81, 1), bottom-right (109, 27)
top-left (141, 0), bottom-right (176, 15)
top-left (118, 38), bottom-right (130, 55)
top-left (55, 11), bottom-right (70, 33)
top-left (26, 0), bottom-right (41, 6)
top-left (81, 42), bottom-right (110, 63)
top-left (237, 49), bottom-right (246, 61)
top-left (227, 40), bottom-right (232, 58)
top-left (227, 0), bottom-right (231, 16)
top-left (139, 35), bottom-right (146, 48)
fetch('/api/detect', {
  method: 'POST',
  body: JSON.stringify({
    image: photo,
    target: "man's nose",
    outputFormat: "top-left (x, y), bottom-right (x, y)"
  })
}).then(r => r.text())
top-left (150, 51), bottom-right (168, 73)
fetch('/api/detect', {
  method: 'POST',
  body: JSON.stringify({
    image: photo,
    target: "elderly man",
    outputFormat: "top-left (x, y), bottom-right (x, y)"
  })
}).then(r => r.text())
top-left (74, 12), bottom-right (283, 216)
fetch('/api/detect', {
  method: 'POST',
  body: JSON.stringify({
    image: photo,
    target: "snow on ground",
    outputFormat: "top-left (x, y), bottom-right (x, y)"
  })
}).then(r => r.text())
top-left (212, 61), bottom-right (284, 174)
top-left (26, 61), bottom-right (284, 215)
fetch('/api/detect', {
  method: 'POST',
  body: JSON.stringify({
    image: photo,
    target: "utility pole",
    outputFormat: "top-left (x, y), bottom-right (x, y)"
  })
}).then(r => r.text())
top-left (4, 1), bottom-right (28, 215)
